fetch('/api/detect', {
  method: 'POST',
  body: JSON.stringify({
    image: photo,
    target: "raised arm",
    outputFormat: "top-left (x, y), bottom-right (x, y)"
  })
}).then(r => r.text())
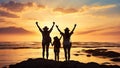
top-left (59, 35), bottom-right (62, 40)
top-left (49, 22), bottom-right (55, 32)
top-left (71, 24), bottom-right (77, 33)
top-left (36, 22), bottom-right (43, 32)
top-left (56, 25), bottom-right (63, 34)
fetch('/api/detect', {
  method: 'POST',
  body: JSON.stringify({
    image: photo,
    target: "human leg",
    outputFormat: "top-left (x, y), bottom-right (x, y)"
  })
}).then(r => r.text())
top-left (42, 43), bottom-right (45, 59)
top-left (46, 43), bottom-right (50, 59)
top-left (57, 52), bottom-right (59, 61)
top-left (57, 48), bottom-right (60, 61)
top-left (55, 52), bottom-right (57, 61)
top-left (68, 47), bottom-right (71, 61)
top-left (68, 43), bottom-right (71, 61)
top-left (64, 47), bottom-right (67, 61)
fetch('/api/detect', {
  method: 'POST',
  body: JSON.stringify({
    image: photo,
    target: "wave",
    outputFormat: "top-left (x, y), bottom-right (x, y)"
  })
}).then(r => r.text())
top-left (0, 42), bottom-right (120, 49)
top-left (72, 42), bottom-right (120, 48)
top-left (0, 42), bottom-right (41, 49)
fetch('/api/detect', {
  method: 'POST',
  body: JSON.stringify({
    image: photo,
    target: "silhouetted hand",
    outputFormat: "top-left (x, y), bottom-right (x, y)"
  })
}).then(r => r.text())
top-left (74, 24), bottom-right (77, 27)
top-left (56, 25), bottom-right (58, 28)
top-left (53, 22), bottom-right (55, 25)
top-left (36, 22), bottom-right (38, 25)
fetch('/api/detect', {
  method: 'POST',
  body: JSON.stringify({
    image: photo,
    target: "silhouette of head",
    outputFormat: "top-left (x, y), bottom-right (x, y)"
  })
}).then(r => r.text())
top-left (43, 26), bottom-right (49, 31)
top-left (64, 27), bottom-right (70, 33)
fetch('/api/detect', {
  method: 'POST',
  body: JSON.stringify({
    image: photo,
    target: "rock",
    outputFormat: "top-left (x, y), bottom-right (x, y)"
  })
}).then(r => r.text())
top-left (8, 58), bottom-right (120, 68)
top-left (86, 54), bottom-right (91, 57)
top-left (73, 54), bottom-right (80, 56)
top-left (84, 49), bottom-right (120, 58)
top-left (111, 58), bottom-right (120, 62)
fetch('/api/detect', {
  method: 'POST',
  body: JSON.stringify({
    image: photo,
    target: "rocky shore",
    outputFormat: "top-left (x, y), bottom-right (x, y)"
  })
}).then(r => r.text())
top-left (8, 58), bottom-right (120, 68)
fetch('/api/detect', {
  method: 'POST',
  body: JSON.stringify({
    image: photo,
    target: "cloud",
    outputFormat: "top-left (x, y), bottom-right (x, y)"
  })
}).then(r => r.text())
top-left (77, 28), bottom-right (104, 35)
top-left (0, 1), bottom-right (45, 12)
top-left (0, 26), bottom-right (34, 35)
top-left (101, 30), bottom-right (120, 35)
top-left (80, 4), bottom-right (116, 12)
top-left (91, 4), bottom-right (120, 17)
top-left (76, 26), bottom-right (120, 36)
top-left (53, 4), bottom-right (116, 14)
top-left (53, 7), bottom-right (78, 13)
top-left (0, 18), bottom-right (6, 23)
top-left (0, 10), bottom-right (19, 18)
top-left (99, 26), bottom-right (120, 36)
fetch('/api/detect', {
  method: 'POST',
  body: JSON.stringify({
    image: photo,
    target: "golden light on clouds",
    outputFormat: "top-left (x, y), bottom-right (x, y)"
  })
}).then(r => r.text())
top-left (0, 0), bottom-right (120, 42)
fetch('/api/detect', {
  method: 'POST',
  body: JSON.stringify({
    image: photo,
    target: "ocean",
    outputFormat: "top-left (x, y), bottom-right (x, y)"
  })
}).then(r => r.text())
top-left (0, 42), bottom-right (120, 68)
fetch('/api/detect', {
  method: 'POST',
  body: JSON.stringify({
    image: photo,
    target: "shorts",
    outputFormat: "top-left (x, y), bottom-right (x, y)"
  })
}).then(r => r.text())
top-left (63, 41), bottom-right (71, 48)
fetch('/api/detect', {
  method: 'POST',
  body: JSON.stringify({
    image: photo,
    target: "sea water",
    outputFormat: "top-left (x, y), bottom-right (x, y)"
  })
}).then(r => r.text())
top-left (0, 42), bottom-right (120, 68)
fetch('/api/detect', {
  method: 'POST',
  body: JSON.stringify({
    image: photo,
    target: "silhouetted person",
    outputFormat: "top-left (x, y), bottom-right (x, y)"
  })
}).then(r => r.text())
top-left (52, 36), bottom-right (62, 61)
top-left (36, 22), bottom-right (55, 59)
top-left (56, 24), bottom-right (77, 61)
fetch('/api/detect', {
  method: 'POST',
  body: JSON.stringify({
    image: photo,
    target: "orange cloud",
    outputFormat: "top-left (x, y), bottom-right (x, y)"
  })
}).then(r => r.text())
top-left (0, 26), bottom-right (34, 35)
top-left (53, 7), bottom-right (78, 13)
top-left (0, 10), bottom-right (19, 18)
top-left (101, 30), bottom-right (120, 36)
top-left (99, 26), bottom-right (120, 36)
top-left (0, 18), bottom-right (6, 23)
top-left (53, 4), bottom-right (116, 14)
top-left (80, 4), bottom-right (116, 12)
top-left (0, 1), bottom-right (45, 24)
top-left (0, 1), bottom-right (45, 12)
top-left (77, 29), bottom-right (103, 35)
top-left (76, 25), bottom-right (120, 36)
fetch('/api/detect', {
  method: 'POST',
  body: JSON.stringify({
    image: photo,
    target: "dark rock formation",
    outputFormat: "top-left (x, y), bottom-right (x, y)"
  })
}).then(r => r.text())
top-left (111, 58), bottom-right (120, 62)
top-left (8, 58), bottom-right (120, 68)
top-left (84, 49), bottom-right (120, 58)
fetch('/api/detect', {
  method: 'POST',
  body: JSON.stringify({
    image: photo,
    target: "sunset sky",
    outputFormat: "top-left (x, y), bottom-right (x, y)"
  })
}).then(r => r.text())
top-left (0, 0), bottom-right (120, 42)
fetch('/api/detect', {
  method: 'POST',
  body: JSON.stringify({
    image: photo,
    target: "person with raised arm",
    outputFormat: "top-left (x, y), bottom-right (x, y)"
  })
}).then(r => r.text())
top-left (36, 22), bottom-right (55, 59)
top-left (56, 24), bottom-right (77, 61)
top-left (52, 35), bottom-right (62, 61)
